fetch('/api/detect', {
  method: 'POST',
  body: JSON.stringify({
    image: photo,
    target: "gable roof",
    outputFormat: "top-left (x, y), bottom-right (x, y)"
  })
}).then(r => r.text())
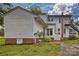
top-left (4, 6), bottom-right (47, 27)
top-left (4, 6), bottom-right (46, 16)
top-left (4, 6), bottom-right (35, 16)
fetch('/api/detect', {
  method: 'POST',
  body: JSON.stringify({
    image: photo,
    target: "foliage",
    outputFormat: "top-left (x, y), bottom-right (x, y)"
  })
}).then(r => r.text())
top-left (0, 3), bottom-right (13, 36)
top-left (0, 29), bottom-right (4, 36)
top-left (30, 7), bottom-right (42, 15)
top-left (0, 16), bottom-right (4, 26)
top-left (64, 39), bottom-right (79, 44)
top-left (0, 3), bottom-right (13, 26)
top-left (0, 38), bottom-right (60, 56)
top-left (34, 31), bottom-right (43, 39)
top-left (0, 36), bottom-right (5, 45)
top-left (67, 35), bottom-right (78, 40)
top-left (43, 37), bottom-right (53, 42)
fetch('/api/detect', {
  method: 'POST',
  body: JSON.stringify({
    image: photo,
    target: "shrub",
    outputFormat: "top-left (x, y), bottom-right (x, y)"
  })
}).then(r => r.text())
top-left (43, 37), bottom-right (53, 42)
top-left (0, 29), bottom-right (4, 36)
top-left (68, 35), bottom-right (78, 40)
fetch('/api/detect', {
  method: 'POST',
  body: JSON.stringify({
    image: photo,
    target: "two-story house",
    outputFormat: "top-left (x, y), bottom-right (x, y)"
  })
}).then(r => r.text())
top-left (4, 6), bottom-right (78, 44)
top-left (45, 15), bottom-right (78, 40)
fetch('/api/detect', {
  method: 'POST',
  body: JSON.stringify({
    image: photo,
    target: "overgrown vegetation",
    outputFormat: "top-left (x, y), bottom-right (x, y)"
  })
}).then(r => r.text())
top-left (64, 39), bottom-right (79, 44)
top-left (43, 37), bottom-right (53, 42)
top-left (30, 6), bottom-right (42, 15)
top-left (0, 38), bottom-right (60, 56)
top-left (67, 35), bottom-right (78, 40)
top-left (0, 36), bottom-right (5, 45)
top-left (0, 3), bottom-right (13, 36)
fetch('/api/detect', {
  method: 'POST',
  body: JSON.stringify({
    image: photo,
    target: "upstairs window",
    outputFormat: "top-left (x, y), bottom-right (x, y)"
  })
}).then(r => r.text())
top-left (48, 17), bottom-right (53, 21)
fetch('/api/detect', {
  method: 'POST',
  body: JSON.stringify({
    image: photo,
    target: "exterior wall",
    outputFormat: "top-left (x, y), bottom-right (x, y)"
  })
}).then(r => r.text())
top-left (46, 16), bottom-right (77, 40)
top-left (64, 26), bottom-right (69, 38)
top-left (4, 8), bottom-right (34, 38)
top-left (33, 19), bottom-right (43, 38)
top-left (45, 25), bottom-right (55, 37)
top-left (4, 8), bottom-right (39, 44)
top-left (4, 8), bottom-right (44, 44)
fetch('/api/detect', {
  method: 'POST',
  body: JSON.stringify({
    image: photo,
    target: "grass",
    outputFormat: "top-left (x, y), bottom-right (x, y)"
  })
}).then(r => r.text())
top-left (64, 39), bottom-right (79, 44)
top-left (0, 37), bottom-right (60, 56)
top-left (0, 36), bottom-right (5, 45)
top-left (0, 43), bottom-right (60, 56)
top-left (1, 36), bottom-right (79, 56)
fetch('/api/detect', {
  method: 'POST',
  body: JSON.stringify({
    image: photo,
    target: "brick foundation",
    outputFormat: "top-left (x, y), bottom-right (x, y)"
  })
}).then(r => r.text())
top-left (5, 38), bottom-right (39, 45)
top-left (5, 38), bottom-right (16, 44)
top-left (23, 38), bottom-right (35, 44)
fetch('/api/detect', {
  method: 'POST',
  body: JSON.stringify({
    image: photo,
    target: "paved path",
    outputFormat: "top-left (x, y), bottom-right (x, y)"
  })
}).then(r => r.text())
top-left (59, 44), bottom-right (79, 56)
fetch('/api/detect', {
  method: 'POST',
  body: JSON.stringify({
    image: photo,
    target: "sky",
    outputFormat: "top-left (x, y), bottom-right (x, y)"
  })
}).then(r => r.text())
top-left (13, 3), bottom-right (79, 21)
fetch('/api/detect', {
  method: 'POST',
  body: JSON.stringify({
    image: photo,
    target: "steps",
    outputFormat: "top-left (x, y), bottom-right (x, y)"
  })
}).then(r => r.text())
top-left (70, 20), bottom-right (79, 33)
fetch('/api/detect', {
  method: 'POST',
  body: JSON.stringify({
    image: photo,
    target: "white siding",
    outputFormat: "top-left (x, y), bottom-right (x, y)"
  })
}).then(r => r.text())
top-left (4, 8), bottom-right (34, 38)
top-left (46, 16), bottom-right (77, 40)
top-left (33, 19), bottom-right (43, 37)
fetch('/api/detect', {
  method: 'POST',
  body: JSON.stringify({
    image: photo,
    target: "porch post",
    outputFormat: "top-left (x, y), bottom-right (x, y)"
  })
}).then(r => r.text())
top-left (61, 12), bottom-right (64, 42)
top-left (43, 27), bottom-right (45, 39)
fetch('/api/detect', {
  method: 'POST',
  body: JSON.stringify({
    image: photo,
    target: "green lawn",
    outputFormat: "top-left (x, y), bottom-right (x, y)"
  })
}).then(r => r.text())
top-left (1, 36), bottom-right (79, 56)
top-left (0, 36), bottom-right (5, 45)
top-left (64, 39), bottom-right (79, 44)
top-left (0, 37), bottom-right (60, 56)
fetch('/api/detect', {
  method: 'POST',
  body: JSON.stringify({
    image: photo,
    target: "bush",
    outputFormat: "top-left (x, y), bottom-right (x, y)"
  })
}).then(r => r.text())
top-left (43, 37), bottom-right (53, 42)
top-left (0, 29), bottom-right (4, 36)
top-left (68, 35), bottom-right (78, 40)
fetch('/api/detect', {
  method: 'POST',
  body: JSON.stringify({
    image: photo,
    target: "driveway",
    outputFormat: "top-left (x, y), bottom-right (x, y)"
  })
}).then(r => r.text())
top-left (59, 44), bottom-right (79, 56)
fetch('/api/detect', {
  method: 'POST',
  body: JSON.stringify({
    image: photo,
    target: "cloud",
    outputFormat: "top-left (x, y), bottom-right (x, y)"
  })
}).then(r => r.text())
top-left (25, 3), bottom-right (54, 13)
top-left (48, 3), bottom-right (76, 15)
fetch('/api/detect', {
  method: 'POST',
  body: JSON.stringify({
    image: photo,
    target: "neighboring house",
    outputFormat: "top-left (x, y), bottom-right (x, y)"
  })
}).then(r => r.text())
top-left (46, 15), bottom-right (78, 40)
top-left (4, 6), bottom-right (79, 44)
top-left (4, 6), bottom-right (47, 44)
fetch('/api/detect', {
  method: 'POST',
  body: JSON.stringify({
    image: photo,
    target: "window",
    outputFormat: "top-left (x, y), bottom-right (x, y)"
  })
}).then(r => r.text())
top-left (48, 18), bottom-right (50, 21)
top-left (58, 28), bottom-right (60, 34)
top-left (50, 28), bottom-right (53, 35)
top-left (51, 18), bottom-right (53, 21)
top-left (48, 17), bottom-right (53, 21)
top-left (64, 29), bottom-right (65, 34)
top-left (47, 28), bottom-right (53, 36)
top-left (47, 29), bottom-right (49, 35)
top-left (59, 17), bottom-right (61, 23)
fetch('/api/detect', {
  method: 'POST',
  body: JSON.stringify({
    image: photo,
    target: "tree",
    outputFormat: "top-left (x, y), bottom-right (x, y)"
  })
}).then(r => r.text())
top-left (0, 3), bottom-right (13, 35)
top-left (0, 3), bottom-right (13, 27)
top-left (30, 7), bottom-right (42, 15)
top-left (34, 31), bottom-right (43, 39)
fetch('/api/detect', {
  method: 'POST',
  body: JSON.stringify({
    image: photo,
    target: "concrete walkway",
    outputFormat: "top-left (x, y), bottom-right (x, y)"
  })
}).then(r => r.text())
top-left (59, 44), bottom-right (79, 56)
